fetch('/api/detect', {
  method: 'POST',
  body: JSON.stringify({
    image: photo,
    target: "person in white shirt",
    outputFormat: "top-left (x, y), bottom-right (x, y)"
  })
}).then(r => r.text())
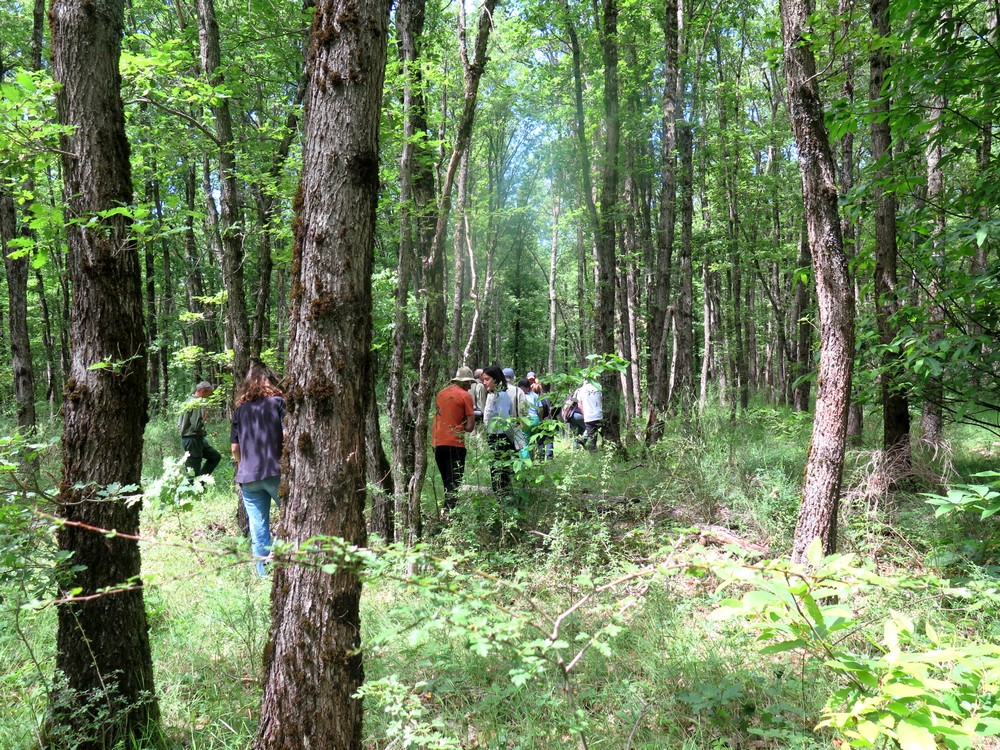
top-left (573, 379), bottom-right (603, 451)
top-left (482, 365), bottom-right (515, 494)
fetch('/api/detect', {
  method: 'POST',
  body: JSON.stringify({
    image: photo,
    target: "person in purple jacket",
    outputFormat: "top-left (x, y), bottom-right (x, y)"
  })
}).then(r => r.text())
top-left (230, 360), bottom-right (285, 577)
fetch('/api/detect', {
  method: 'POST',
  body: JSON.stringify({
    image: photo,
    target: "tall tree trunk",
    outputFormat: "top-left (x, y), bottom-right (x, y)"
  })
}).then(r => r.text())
top-left (255, 0), bottom-right (390, 743)
top-left (1, 192), bottom-right (36, 431)
top-left (650, 0), bottom-right (679, 429)
top-left (149, 169), bottom-right (173, 412)
top-left (50, 0), bottom-right (160, 742)
top-left (668, 124), bottom-right (694, 412)
top-left (197, 0), bottom-right (251, 384)
top-left (920, 88), bottom-right (946, 445)
top-left (871, 0), bottom-right (911, 466)
top-left (792, 225), bottom-right (813, 412)
top-left (837, 3), bottom-right (863, 437)
top-left (593, 0), bottom-right (622, 444)
top-left (143, 179), bottom-right (161, 414)
top-left (782, 0), bottom-right (855, 563)
top-left (449, 150), bottom-right (470, 365)
top-left (388, 0), bottom-right (433, 539)
top-left (183, 163), bottom-right (216, 374)
top-left (367, 353), bottom-right (395, 542)
top-left (547, 183), bottom-right (561, 375)
top-left (408, 0), bottom-right (497, 540)
top-left (34, 267), bottom-right (58, 416)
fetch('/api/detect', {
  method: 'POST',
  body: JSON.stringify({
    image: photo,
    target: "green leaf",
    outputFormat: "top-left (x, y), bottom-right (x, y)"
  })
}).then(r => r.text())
top-left (896, 719), bottom-right (937, 750)
top-left (759, 639), bottom-right (806, 654)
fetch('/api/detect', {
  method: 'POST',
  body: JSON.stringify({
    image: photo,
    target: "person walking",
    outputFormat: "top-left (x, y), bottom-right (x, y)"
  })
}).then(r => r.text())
top-left (482, 365), bottom-right (516, 495)
top-left (432, 366), bottom-right (476, 512)
top-left (230, 361), bottom-right (285, 577)
top-left (574, 378), bottom-right (604, 451)
top-left (178, 380), bottom-right (222, 477)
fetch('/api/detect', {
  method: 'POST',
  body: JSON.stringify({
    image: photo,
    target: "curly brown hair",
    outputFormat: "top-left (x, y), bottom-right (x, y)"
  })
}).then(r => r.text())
top-left (235, 360), bottom-right (283, 406)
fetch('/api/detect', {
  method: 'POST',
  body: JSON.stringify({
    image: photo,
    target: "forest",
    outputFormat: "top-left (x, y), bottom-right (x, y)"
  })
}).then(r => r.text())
top-left (1, 0), bottom-right (999, 746)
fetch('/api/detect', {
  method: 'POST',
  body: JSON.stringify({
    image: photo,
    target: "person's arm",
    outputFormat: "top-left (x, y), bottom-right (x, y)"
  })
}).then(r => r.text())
top-left (231, 443), bottom-right (241, 465)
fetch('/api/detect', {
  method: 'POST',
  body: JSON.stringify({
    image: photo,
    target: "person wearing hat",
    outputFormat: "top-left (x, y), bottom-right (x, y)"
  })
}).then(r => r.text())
top-left (432, 366), bottom-right (476, 511)
top-left (178, 380), bottom-right (222, 477)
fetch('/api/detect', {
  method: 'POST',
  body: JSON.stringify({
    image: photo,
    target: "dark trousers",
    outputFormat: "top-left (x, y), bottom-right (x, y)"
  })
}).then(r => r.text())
top-left (182, 436), bottom-right (221, 476)
top-left (578, 420), bottom-right (602, 451)
top-left (487, 434), bottom-right (515, 495)
top-left (434, 445), bottom-right (467, 510)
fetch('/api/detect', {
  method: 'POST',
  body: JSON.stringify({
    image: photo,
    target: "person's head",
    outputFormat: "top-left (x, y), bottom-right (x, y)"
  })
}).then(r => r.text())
top-left (473, 368), bottom-right (484, 381)
top-left (517, 377), bottom-right (531, 393)
top-left (194, 381), bottom-right (214, 399)
top-left (502, 367), bottom-right (515, 384)
top-left (526, 371), bottom-right (536, 382)
top-left (482, 365), bottom-right (506, 393)
top-left (236, 360), bottom-right (282, 406)
top-left (451, 365), bottom-right (475, 391)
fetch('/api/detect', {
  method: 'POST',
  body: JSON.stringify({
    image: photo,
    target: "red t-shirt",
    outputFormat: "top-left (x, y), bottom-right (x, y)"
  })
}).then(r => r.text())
top-left (431, 384), bottom-right (474, 448)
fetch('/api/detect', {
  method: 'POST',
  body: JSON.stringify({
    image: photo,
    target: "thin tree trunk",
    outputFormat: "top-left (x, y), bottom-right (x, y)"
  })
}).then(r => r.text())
top-left (920, 87), bottom-right (946, 445)
top-left (668, 124), bottom-right (694, 412)
top-left (782, 0), bottom-right (855, 563)
top-left (408, 0), bottom-right (498, 541)
top-left (871, 0), bottom-right (911, 466)
top-left (792, 225), bottom-right (813, 412)
top-left (50, 0), bottom-right (160, 741)
top-left (1, 192), bottom-right (36, 431)
top-left (449, 150), bottom-right (470, 365)
top-left (197, 0), bottom-right (250, 384)
top-left (650, 0), bottom-right (679, 428)
top-left (547, 186), bottom-right (560, 375)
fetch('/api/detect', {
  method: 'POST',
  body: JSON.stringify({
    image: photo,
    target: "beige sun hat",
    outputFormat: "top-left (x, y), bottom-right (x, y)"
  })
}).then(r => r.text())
top-left (451, 366), bottom-right (476, 383)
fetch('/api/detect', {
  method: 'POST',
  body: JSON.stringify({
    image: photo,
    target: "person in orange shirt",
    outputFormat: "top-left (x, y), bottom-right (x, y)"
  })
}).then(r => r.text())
top-left (432, 365), bottom-right (476, 511)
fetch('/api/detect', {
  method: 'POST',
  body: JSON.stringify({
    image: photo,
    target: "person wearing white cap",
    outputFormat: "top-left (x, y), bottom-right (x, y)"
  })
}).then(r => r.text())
top-left (431, 366), bottom-right (476, 511)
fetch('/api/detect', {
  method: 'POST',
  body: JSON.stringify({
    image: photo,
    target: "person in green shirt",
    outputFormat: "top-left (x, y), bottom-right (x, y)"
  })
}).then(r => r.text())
top-left (178, 380), bottom-right (222, 477)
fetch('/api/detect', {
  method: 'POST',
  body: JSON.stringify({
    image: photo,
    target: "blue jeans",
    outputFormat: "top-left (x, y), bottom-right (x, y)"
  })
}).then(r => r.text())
top-left (240, 476), bottom-right (280, 577)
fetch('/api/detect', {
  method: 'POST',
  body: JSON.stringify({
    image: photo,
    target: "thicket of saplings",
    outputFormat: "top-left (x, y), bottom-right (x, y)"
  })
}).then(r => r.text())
top-left (1, 403), bottom-right (998, 750)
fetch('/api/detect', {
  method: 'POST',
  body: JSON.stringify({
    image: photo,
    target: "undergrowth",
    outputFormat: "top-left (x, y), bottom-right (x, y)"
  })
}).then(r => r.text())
top-left (0, 405), bottom-right (998, 748)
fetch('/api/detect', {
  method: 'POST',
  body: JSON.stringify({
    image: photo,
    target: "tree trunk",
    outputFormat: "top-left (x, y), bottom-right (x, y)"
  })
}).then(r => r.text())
top-left (871, 0), bottom-right (911, 466)
top-left (650, 0), bottom-right (679, 428)
top-left (197, 0), bottom-right (251, 384)
top-left (408, 0), bottom-right (497, 539)
top-left (255, 0), bottom-right (390, 743)
top-left (792, 225), bottom-right (813, 412)
top-left (837, 0), bottom-right (863, 437)
top-left (1, 192), bottom-right (36, 431)
top-left (50, 0), bottom-right (160, 742)
top-left (782, 0), bottom-right (855, 563)
top-left (920, 88), bottom-right (946, 445)
top-left (668, 124), bottom-right (694, 412)
top-left (449, 150), bottom-right (470, 365)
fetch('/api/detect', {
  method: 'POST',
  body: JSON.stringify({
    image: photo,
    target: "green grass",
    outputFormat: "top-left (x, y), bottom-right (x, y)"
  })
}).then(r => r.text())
top-left (2, 406), bottom-right (999, 748)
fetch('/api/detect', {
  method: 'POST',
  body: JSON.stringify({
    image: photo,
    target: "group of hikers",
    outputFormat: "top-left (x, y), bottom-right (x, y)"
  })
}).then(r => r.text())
top-left (431, 365), bottom-right (604, 511)
top-left (178, 362), bottom-right (602, 575)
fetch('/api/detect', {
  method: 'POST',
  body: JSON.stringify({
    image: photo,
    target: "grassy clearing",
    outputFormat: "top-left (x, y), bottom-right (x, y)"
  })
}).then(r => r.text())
top-left (1, 406), bottom-right (998, 748)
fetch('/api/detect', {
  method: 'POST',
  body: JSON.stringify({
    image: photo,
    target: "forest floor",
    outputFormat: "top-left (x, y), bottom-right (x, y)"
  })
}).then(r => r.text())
top-left (2, 406), bottom-right (999, 749)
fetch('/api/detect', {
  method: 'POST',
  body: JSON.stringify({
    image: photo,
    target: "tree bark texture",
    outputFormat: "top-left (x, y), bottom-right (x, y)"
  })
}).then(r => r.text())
top-left (782, 0), bottom-right (856, 564)
top-left (870, 0), bottom-right (911, 463)
top-left (595, 0), bottom-right (622, 444)
top-left (650, 0), bottom-right (679, 424)
top-left (255, 0), bottom-right (390, 744)
top-left (197, 0), bottom-right (251, 384)
top-left (1, 191), bottom-right (37, 430)
top-left (49, 0), bottom-right (160, 743)
top-left (668, 124), bottom-right (694, 412)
